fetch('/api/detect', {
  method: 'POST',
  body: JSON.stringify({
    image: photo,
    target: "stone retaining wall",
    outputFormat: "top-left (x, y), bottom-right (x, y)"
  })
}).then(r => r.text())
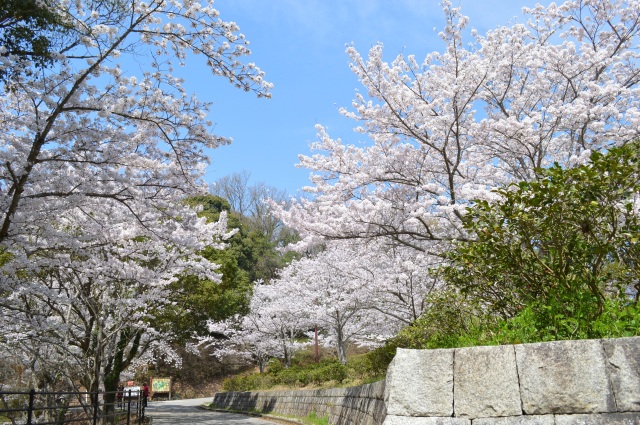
top-left (384, 337), bottom-right (640, 424)
top-left (212, 380), bottom-right (386, 425)
top-left (212, 337), bottom-right (639, 425)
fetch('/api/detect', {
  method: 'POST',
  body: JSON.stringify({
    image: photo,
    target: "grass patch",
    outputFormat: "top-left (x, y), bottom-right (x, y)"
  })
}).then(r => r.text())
top-left (302, 411), bottom-right (329, 425)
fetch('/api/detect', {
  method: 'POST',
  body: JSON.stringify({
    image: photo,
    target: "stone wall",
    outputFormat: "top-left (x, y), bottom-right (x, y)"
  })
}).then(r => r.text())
top-left (384, 337), bottom-right (640, 424)
top-left (211, 337), bottom-right (639, 425)
top-left (212, 380), bottom-right (386, 425)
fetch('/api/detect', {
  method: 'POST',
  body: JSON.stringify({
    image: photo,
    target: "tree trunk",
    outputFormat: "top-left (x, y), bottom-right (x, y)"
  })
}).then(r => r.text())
top-left (283, 344), bottom-right (291, 368)
top-left (103, 328), bottom-right (143, 424)
top-left (336, 320), bottom-right (347, 365)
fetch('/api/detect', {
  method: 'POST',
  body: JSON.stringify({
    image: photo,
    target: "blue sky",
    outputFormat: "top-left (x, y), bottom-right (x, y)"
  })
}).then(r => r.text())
top-left (178, 0), bottom-right (540, 195)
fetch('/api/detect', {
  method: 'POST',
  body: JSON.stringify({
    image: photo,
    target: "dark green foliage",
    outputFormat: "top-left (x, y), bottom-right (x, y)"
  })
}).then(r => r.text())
top-left (186, 194), bottom-right (299, 284)
top-left (440, 141), bottom-right (640, 340)
top-left (185, 195), bottom-right (233, 221)
top-left (0, 0), bottom-right (65, 78)
top-left (353, 345), bottom-right (396, 379)
top-left (157, 196), bottom-right (252, 341)
top-left (234, 214), bottom-right (301, 284)
top-left (162, 268), bottom-right (251, 342)
top-left (159, 194), bottom-right (298, 341)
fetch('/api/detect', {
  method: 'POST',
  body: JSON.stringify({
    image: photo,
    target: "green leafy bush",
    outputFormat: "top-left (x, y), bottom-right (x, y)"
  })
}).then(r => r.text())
top-left (222, 358), bottom-right (350, 391)
top-left (440, 141), bottom-right (640, 341)
top-left (266, 358), bottom-right (284, 375)
top-left (374, 294), bottom-right (640, 366)
top-left (358, 344), bottom-right (396, 379)
top-left (222, 373), bottom-right (274, 392)
top-left (316, 361), bottom-right (347, 383)
top-left (491, 298), bottom-right (640, 344)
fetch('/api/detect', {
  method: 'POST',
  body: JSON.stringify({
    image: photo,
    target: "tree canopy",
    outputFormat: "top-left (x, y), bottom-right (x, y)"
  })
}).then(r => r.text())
top-left (0, 0), bottom-right (64, 76)
top-left (0, 0), bottom-right (270, 399)
top-left (275, 0), bottom-right (640, 256)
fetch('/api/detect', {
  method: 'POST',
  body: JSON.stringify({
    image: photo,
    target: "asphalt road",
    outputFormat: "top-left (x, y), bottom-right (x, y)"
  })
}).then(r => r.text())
top-left (146, 398), bottom-right (285, 424)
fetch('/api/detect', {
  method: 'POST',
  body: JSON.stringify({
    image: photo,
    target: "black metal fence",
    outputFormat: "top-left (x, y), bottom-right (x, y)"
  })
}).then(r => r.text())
top-left (0, 389), bottom-right (146, 425)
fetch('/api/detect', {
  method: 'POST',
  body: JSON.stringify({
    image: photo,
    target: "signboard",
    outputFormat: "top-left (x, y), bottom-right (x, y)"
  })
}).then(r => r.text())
top-left (151, 378), bottom-right (171, 394)
top-left (122, 386), bottom-right (140, 399)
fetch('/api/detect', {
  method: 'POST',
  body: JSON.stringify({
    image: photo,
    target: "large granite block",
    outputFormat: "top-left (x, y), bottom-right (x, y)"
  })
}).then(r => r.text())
top-left (383, 416), bottom-right (470, 425)
top-left (385, 348), bottom-right (454, 417)
top-left (602, 337), bottom-right (640, 412)
top-left (515, 339), bottom-right (615, 414)
top-left (454, 345), bottom-right (522, 418)
top-left (555, 412), bottom-right (640, 424)
top-left (473, 416), bottom-right (554, 425)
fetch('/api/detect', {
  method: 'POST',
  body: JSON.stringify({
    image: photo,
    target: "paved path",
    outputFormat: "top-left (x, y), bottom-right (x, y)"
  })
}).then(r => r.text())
top-left (146, 398), bottom-right (283, 424)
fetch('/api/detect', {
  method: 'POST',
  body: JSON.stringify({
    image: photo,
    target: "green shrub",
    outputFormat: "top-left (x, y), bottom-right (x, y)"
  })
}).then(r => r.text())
top-left (440, 142), bottom-right (640, 341)
top-left (275, 367), bottom-right (302, 386)
top-left (222, 373), bottom-right (274, 392)
top-left (593, 300), bottom-right (640, 337)
top-left (266, 358), bottom-right (284, 375)
top-left (222, 357), bottom-right (354, 391)
top-left (491, 298), bottom-right (640, 344)
top-left (316, 361), bottom-right (347, 383)
top-left (360, 344), bottom-right (396, 378)
top-left (384, 296), bottom-right (640, 355)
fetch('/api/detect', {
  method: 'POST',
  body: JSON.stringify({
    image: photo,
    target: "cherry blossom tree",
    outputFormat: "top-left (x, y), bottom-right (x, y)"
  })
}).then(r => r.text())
top-left (299, 241), bottom-right (445, 362)
top-left (205, 238), bottom-right (439, 367)
top-left (204, 281), bottom-right (311, 370)
top-left (366, 243), bottom-right (440, 325)
top-left (286, 250), bottom-right (384, 365)
top-left (0, 201), bottom-right (234, 411)
top-left (204, 315), bottom-right (284, 374)
top-left (0, 0), bottom-right (271, 251)
top-left (245, 240), bottom-right (436, 364)
top-left (275, 0), bottom-right (640, 255)
top-left (246, 282), bottom-right (311, 368)
top-left (0, 0), bottom-right (270, 400)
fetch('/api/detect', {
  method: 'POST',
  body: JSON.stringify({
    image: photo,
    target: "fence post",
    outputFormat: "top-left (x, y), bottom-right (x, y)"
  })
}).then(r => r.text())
top-left (137, 392), bottom-right (140, 424)
top-left (138, 392), bottom-right (147, 424)
top-left (126, 390), bottom-right (131, 425)
top-left (92, 390), bottom-right (100, 425)
top-left (26, 389), bottom-right (35, 425)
